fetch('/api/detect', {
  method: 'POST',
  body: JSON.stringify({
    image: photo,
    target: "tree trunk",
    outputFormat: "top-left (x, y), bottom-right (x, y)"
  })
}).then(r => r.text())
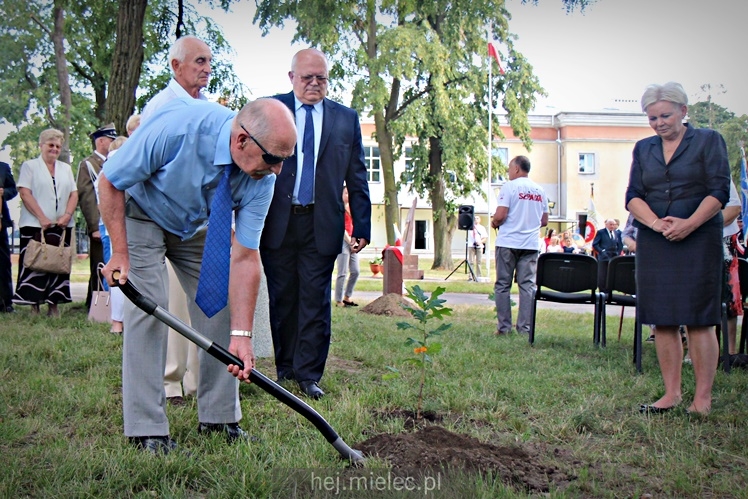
top-left (106, 0), bottom-right (148, 135)
top-left (374, 109), bottom-right (400, 244)
top-left (365, 11), bottom-right (400, 246)
top-left (52, 2), bottom-right (73, 163)
top-left (428, 136), bottom-right (455, 269)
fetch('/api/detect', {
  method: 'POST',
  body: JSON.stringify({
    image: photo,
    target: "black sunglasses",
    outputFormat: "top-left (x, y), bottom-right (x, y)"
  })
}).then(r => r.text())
top-left (240, 124), bottom-right (289, 165)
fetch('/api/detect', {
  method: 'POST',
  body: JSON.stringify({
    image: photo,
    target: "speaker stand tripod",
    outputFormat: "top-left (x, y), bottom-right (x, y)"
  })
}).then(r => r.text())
top-left (445, 230), bottom-right (477, 281)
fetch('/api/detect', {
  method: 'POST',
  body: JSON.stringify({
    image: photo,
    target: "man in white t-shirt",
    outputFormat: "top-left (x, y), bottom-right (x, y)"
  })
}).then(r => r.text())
top-left (467, 215), bottom-right (488, 279)
top-left (491, 155), bottom-right (548, 335)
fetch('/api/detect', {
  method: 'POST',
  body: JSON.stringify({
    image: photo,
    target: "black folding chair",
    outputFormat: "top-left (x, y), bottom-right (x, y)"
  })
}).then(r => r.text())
top-left (599, 255), bottom-right (643, 373)
top-left (530, 253), bottom-right (602, 346)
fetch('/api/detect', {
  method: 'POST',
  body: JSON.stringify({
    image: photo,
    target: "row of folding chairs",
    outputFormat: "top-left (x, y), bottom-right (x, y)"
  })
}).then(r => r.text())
top-left (529, 253), bottom-right (745, 373)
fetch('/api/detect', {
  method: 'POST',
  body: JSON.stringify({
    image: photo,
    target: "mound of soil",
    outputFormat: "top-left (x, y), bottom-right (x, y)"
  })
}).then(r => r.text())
top-left (359, 293), bottom-right (413, 317)
top-left (356, 425), bottom-right (576, 494)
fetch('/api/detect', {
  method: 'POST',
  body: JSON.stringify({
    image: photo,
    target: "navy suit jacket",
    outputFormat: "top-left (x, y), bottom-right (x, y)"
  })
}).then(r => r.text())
top-left (262, 92), bottom-right (371, 256)
top-left (592, 228), bottom-right (623, 262)
top-left (1, 162), bottom-right (18, 230)
top-left (626, 124), bottom-right (730, 226)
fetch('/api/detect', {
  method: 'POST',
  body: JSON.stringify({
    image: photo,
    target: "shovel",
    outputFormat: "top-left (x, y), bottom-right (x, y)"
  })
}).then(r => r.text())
top-left (112, 271), bottom-right (364, 464)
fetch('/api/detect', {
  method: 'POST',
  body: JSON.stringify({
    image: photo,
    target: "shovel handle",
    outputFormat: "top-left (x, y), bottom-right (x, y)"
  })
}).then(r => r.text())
top-left (109, 270), bottom-right (364, 463)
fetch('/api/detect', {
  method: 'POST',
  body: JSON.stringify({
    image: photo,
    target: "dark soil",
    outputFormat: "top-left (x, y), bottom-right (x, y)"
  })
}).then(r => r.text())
top-left (356, 413), bottom-right (577, 495)
top-left (359, 293), bottom-right (414, 317)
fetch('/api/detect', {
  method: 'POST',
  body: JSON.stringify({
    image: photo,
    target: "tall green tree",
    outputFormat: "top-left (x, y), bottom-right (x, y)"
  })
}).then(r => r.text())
top-left (0, 0), bottom-right (245, 171)
top-left (688, 101), bottom-right (734, 130)
top-left (256, 0), bottom-right (589, 267)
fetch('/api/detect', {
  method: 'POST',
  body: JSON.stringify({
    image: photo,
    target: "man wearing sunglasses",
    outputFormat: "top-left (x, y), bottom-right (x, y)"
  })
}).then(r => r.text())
top-left (98, 97), bottom-right (296, 455)
top-left (262, 48), bottom-right (371, 400)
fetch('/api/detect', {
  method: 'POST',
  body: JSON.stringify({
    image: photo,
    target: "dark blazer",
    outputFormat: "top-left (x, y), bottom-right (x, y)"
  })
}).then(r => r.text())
top-left (592, 227), bottom-right (623, 262)
top-left (1, 162), bottom-right (18, 230)
top-left (262, 92), bottom-right (371, 256)
top-left (626, 124), bottom-right (730, 227)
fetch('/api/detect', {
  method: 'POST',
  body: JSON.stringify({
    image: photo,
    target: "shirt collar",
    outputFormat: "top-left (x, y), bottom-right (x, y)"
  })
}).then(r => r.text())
top-left (94, 150), bottom-right (107, 161)
top-left (168, 78), bottom-right (207, 101)
top-left (214, 118), bottom-right (234, 166)
top-left (294, 96), bottom-right (323, 113)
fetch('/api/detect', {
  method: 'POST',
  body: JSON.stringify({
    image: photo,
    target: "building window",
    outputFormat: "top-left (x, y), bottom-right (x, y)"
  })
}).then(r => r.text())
top-left (578, 153), bottom-right (596, 174)
top-left (365, 145), bottom-right (381, 182)
top-left (491, 147), bottom-right (509, 184)
top-left (403, 147), bottom-right (415, 176)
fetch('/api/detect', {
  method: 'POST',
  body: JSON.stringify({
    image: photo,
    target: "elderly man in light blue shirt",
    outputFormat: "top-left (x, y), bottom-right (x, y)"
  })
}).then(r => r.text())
top-left (99, 97), bottom-right (296, 454)
top-left (140, 35), bottom-right (211, 121)
top-left (141, 35), bottom-right (212, 408)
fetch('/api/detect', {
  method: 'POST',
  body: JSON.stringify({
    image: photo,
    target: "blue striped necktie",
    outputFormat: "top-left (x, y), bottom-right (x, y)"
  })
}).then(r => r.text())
top-left (195, 164), bottom-right (233, 317)
top-left (297, 104), bottom-right (315, 206)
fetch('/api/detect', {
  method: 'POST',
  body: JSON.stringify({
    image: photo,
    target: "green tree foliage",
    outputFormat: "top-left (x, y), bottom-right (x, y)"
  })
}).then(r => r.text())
top-left (0, 0), bottom-right (245, 173)
top-left (718, 116), bottom-right (748, 182)
top-left (687, 100), bottom-right (748, 183)
top-left (688, 101), bottom-right (735, 130)
top-left (255, 0), bottom-right (588, 268)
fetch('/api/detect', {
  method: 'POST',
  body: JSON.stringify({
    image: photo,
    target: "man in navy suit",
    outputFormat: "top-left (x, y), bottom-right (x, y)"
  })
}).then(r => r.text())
top-left (592, 218), bottom-right (624, 292)
top-left (262, 48), bottom-right (371, 399)
top-left (1, 161), bottom-right (18, 313)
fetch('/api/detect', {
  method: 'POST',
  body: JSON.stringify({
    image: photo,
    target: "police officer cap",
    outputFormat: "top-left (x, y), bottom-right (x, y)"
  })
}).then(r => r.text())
top-left (90, 123), bottom-right (117, 140)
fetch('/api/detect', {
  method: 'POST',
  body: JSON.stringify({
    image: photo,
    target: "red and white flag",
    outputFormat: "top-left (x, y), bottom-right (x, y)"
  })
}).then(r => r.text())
top-left (487, 41), bottom-right (505, 75)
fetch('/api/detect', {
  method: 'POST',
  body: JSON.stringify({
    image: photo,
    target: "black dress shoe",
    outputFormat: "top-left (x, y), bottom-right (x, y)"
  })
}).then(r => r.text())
top-left (198, 422), bottom-right (251, 443)
top-left (639, 404), bottom-right (675, 414)
top-left (298, 380), bottom-right (325, 400)
top-left (129, 436), bottom-right (177, 455)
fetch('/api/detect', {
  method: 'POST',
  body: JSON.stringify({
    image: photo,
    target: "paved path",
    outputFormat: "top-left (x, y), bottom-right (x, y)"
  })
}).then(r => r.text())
top-left (69, 282), bottom-right (633, 317)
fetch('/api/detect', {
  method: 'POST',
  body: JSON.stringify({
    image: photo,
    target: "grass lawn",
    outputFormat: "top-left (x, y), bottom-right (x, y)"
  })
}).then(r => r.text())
top-left (1, 290), bottom-right (747, 497)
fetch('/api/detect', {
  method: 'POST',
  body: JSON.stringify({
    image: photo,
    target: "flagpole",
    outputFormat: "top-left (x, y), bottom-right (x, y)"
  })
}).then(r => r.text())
top-left (486, 30), bottom-right (493, 281)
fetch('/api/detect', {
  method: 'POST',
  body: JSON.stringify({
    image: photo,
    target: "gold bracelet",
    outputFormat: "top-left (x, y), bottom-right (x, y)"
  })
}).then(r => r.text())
top-left (230, 329), bottom-right (253, 338)
top-left (650, 218), bottom-right (659, 229)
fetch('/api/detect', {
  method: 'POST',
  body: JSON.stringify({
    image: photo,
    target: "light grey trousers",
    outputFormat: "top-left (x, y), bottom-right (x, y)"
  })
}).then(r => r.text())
top-left (334, 240), bottom-right (360, 302)
top-left (122, 202), bottom-right (240, 437)
top-left (494, 246), bottom-right (538, 334)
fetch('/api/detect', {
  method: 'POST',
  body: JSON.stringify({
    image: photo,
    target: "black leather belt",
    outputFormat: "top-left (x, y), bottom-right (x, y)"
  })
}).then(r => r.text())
top-left (291, 204), bottom-right (314, 215)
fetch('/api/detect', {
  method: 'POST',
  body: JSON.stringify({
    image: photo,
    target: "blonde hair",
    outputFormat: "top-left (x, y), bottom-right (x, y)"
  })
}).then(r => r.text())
top-left (126, 114), bottom-right (141, 136)
top-left (108, 136), bottom-right (128, 153)
top-left (39, 128), bottom-right (63, 145)
top-left (641, 82), bottom-right (688, 112)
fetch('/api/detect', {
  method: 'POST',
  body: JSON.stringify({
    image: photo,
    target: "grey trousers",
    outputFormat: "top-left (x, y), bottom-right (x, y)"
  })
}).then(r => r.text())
top-left (334, 241), bottom-right (359, 302)
top-left (468, 246), bottom-right (483, 278)
top-left (122, 203), bottom-right (240, 437)
top-left (494, 246), bottom-right (538, 334)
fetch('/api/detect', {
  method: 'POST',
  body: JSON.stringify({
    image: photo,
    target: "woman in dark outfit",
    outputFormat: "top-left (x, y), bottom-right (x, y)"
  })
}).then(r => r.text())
top-left (626, 82), bottom-right (730, 416)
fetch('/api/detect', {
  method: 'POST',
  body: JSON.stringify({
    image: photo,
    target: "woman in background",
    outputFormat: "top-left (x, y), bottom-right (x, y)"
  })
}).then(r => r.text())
top-left (102, 136), bottom-right (128, 333)
top-left (626, 82), bottom-right (729, 416)
top-left (334, 186), bottom-right (360, 307)
top-left (13, 129), bottom-right (78, 316)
